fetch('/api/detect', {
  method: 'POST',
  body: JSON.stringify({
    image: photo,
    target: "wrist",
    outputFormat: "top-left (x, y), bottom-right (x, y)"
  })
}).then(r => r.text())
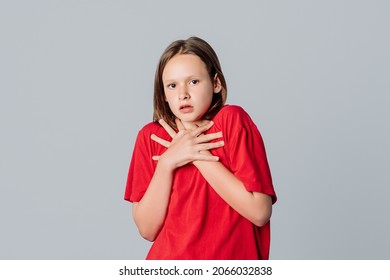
top-left (156, 155), bottom-right (176, 174)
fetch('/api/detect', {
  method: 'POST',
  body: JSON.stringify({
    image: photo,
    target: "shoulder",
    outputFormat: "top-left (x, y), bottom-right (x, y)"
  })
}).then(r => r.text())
top-left (138, 121), bottom-right (162, 133)
top-left (217, 104), bottom-right (247, 114)
top-left (213, 105), bottom-right (255, 129)
top-left (132, 121), bottom-right (170, 155)
top-left (135, 121), bottom-right (168, 141)
top-left (138, 121), bottom-right (170, 135)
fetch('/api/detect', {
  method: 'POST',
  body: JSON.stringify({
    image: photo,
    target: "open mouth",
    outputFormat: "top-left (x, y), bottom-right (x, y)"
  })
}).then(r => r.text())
top-left (179, 104), bottom-right (193, 113)
top-left (180, 104), bottom-right (192, 110)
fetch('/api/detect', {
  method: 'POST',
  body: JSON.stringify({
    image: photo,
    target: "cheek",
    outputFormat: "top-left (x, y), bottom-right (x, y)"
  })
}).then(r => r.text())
top-left (164, 92), bottom-right (171, 102)
top-left (199, 93), bottom-right (213, 112)
top-left (204, 88), bottom-right (214, 103)
top-left (164, 95), bottom-right (176, 110)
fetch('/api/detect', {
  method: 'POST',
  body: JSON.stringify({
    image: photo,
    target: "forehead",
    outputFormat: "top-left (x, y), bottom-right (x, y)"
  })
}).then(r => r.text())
top-left (162, 54), bottom-right (208, 81)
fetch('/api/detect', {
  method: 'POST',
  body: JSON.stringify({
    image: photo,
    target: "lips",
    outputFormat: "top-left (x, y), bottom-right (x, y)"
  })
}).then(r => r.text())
top-left (179, 104), bottom-right (193, 113)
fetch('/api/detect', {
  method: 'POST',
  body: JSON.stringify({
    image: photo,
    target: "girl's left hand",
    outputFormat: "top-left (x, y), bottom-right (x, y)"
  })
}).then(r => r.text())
top-left (151, 118), bottom-right (222, 162)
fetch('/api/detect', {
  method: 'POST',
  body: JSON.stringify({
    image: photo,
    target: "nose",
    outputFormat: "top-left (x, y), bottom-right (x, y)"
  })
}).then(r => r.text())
top-left (178, 85), bottom-right (190, 100)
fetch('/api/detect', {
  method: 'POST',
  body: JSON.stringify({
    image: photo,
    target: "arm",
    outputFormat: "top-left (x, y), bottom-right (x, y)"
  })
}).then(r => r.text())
top-left (133, 120), bottom-right (224, 241)
top-left (193, 157), bottom-right (272, 227)
top-left (132, 162), bottom-right (174, 241)
top-left (152, 119), bottom-right (273, 227)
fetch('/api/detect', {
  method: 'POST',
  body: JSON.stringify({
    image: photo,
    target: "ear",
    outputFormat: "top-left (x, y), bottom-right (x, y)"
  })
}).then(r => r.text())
top-left (213, 74), bottom-right (222, 93)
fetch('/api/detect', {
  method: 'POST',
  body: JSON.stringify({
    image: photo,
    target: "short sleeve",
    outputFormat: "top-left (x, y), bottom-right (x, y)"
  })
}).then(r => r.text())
top-left (221, 106), bottom-right (277, 204)
top-left (124, 126), bottom-right (155, 203)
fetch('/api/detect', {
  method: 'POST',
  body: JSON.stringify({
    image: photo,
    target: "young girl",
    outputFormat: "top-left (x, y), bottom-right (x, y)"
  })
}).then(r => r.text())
top-left (125, 37), bottom-right (277, 260)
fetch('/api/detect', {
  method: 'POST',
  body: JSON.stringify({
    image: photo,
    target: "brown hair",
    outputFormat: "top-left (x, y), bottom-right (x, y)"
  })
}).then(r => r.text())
top-left (153, 36), bottom-right (227, 129)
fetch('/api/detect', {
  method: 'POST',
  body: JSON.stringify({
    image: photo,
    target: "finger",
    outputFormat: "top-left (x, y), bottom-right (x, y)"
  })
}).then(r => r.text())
top-left (193, 154), bottom-right (220, 162)
top-left (159, 119), bottom-right (177, 138)
top-left (196, 141), bottom-right (224, 151)
top-left (196, 131), bottom-right (223, 143)
top-left (152, 155), bottom-right (160, 161)
top-left (190, 121), bottom-right (214, 137)
top-left (151, 134), bottom-right (170, 147)
top-left (175, 118), bottom-right (186, 131)
top-left (187, 122), bottom-right (199, 130)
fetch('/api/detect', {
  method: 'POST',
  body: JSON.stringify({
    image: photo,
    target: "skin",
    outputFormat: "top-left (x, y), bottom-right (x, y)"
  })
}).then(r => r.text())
top-left (162, 54), bottom-right (221, 129)
top-left (132, 121), bottom-right (223, 241)
top-left (132, 54), bottom-right (272, 241)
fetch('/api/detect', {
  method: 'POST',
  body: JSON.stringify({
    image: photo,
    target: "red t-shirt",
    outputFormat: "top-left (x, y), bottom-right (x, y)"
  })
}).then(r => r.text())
top-left (125, 105), bottom-right (277, 259)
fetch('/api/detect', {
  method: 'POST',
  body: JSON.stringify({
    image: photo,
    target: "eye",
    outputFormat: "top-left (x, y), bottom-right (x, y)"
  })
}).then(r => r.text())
top-left (167, 83), bottom-right (176, 89)
top-left (189, 79), bottom-right (199, 85)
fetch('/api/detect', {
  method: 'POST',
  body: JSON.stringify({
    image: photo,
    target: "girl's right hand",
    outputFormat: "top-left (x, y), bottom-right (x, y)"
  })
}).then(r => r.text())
top-left (151, 119), bottom-right (224, 171)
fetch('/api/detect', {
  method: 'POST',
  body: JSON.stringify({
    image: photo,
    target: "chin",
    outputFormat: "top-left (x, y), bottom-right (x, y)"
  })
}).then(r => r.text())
top-left (178, 115), bottom-right (196, 122)
top-left (180, 119), bottom-right (196, 124)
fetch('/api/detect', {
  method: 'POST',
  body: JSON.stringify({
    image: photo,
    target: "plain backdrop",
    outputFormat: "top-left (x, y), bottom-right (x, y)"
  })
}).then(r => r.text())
top-left (1, 0), bottom-right (389, 259)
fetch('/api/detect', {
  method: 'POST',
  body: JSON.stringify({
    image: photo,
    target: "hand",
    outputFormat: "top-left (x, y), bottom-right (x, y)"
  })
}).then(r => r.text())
top-left (150, 119), bottom-right (224, 170)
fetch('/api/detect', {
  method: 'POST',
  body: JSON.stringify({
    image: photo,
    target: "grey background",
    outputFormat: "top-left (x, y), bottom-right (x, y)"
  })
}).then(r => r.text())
top-left (1, 0), bottom-right (389, 259)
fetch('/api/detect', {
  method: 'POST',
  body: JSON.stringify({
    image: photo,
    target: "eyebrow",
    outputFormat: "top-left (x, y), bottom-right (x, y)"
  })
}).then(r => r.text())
top-left (163, 76), bottom-right (202, 84)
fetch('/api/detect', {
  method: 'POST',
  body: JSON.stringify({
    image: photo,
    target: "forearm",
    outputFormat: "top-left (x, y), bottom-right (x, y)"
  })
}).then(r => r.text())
top-left (193, 160), bottom-right (272, 227)
top-left (132, 162), bottom-right (174, 241)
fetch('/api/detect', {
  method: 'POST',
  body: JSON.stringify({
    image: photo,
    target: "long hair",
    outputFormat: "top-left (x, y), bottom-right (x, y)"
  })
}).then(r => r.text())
top-left (153, 36), bottom-right (227, 129)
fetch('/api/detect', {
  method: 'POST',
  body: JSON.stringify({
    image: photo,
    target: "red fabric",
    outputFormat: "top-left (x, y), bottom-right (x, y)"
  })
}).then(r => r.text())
top-left (125, 105), bottom-right (277, 259)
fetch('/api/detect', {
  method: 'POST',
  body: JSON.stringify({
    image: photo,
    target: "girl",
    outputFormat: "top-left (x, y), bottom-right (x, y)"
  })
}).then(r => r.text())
top-left (125, 37), bottom-right (277, 260)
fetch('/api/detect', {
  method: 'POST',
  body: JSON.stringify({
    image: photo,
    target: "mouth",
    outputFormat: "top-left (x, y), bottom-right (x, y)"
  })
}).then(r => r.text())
top-left (179, 104), bottom-right (193, 113)
top-left (180, 104), bottom-right (192, 109)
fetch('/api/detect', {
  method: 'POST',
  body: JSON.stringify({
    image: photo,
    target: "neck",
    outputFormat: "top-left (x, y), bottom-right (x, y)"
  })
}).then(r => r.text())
top-left (181, 119), bottom-right (210, 130)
